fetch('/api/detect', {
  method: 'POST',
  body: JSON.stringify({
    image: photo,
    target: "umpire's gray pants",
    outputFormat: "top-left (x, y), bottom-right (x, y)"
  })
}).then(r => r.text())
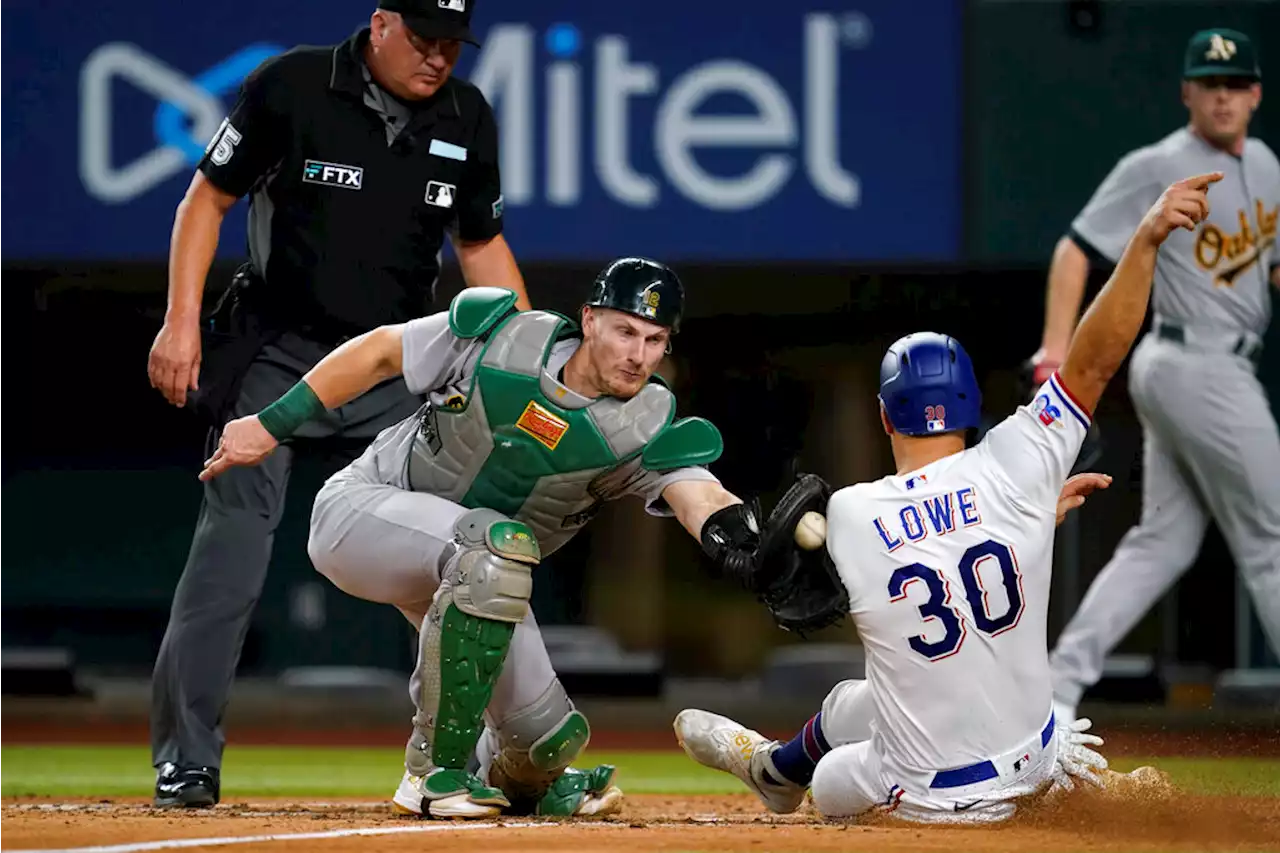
top-left (150, 332), bottom-right (422, 771)
top-left (1050, 331), bottom-right (1280, 706)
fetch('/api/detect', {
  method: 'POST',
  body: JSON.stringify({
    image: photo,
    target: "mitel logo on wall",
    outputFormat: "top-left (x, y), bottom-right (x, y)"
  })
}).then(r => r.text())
top-left (78, 41), bottom-right (285, 204)
top-left (77, 14), bottom-right (865, 212)
top-left (42, 0), bottom-right (959, 261)
top-left (467, 13), bottom-right (866, 211)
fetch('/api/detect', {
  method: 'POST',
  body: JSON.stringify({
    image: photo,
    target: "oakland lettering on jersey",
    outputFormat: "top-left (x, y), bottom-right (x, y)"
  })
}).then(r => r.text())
top-left (1194, 198), bottom-right (1279, 287)
top-left (873, 486), bottom-right (982, 552)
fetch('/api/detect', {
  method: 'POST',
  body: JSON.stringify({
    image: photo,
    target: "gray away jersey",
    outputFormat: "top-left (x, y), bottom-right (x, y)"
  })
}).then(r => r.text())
top-left (345, 312), bottom-right (719, 543)
top-left (1071, 127), bottom-right (1280, 335)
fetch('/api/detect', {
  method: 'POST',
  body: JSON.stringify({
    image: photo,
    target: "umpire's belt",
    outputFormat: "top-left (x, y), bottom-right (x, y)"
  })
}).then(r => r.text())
top-left (1154, 316), bottom-right (1263, 364)
top-left (928, 713), bottom-right (1055, 789)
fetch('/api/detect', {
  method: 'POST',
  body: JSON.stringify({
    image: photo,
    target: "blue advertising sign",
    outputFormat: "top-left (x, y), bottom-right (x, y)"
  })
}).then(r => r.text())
top-left (1, 0), bottom-right (961, 262)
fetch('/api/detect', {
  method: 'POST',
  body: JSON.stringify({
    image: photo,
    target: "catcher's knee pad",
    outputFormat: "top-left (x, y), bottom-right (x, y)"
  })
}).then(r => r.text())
top-left (487, 678), bottom-right (590, 807)
top-left (443, 508), bottom-right (540, 622)
top-left (407, 510), bottom-right (540, 777)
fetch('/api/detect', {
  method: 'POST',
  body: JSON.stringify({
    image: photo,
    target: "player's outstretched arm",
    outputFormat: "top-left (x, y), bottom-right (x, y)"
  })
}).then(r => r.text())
top-left (1030, 236), bottom-right (1092, 382)
top-left (662, 479), bottom-right (762, 588)
top-left (198, 325), bottom-right (408, 481)
top-left (1058, 172), bottom-right (1222, 415)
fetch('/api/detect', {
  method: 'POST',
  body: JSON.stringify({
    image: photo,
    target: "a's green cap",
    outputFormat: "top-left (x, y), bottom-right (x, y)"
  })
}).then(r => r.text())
top-left (1184, 28), bottom-right (1261, 80)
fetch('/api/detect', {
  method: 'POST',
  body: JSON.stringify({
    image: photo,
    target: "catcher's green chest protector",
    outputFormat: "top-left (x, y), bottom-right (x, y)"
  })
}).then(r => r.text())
top-left (406, 288), bottom-right (722, 555)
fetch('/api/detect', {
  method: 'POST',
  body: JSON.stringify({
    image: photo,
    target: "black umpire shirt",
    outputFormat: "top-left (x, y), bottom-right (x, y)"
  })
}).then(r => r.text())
top-left (198, 27), bottom-right (504, 334)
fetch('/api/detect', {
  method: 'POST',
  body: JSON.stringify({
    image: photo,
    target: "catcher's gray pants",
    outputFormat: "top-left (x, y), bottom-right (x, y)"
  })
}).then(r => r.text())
top-left (1050, 330), bottom-right (1280, 707)
top-left (150, 332), bottom-right (422, 771)
top-left (306, 464), bottom-right (559, 731)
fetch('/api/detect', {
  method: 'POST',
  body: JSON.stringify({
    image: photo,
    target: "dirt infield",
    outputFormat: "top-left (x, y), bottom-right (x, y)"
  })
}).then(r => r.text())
top-left (5, 790), bottom-right (1279, 853)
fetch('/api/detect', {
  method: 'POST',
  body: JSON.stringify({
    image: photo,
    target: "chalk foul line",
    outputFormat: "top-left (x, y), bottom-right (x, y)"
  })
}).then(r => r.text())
top-left (4, 820), bottom-right (556, 853)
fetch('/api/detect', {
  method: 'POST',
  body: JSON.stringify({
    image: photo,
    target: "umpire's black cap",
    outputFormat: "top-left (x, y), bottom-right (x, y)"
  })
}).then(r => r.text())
top-left (379, 0), bottom-right (480, 47)
top-left (584, 257), bottom-right (685, 333)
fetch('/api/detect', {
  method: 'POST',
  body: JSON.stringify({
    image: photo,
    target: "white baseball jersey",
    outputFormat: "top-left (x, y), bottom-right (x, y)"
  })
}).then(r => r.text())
top-left (825, 373), bottom-right (1090, 775)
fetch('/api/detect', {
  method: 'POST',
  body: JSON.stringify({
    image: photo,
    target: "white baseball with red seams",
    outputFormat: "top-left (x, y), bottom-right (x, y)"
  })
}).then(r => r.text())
top-left (793, 511), bottom-right (827, 550)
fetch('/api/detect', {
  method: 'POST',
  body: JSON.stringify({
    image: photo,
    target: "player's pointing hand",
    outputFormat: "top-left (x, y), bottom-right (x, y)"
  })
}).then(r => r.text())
top-left (1140, 172), bottom-right (1223, 246)
top-left (199, 415), bottom-right (280, 481)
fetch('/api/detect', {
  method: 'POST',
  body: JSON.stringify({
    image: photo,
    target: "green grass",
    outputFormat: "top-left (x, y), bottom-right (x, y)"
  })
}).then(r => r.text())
top-left (2, 746), bottom-right (1277, 800)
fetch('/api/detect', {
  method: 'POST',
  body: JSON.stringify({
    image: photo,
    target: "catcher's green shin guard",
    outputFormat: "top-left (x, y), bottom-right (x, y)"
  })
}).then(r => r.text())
top-left (487, 680), bottom-right (594, 812)
top-left (407, 511), bottom-right (540, 808)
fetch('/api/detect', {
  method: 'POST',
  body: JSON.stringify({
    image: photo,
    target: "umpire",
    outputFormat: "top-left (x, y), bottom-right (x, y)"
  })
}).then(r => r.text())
top-left (145, 0), bottom-right (528, 808)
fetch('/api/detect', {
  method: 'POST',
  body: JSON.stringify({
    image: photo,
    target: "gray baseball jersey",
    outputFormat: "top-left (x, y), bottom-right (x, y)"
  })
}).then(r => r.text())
top-left (347, 311), bottom-right (719, 551)
top-left (1050, 127), bottom-right (1280, 708)
top-left (1070, 126), bottom-right (1280, 335)
top-left (307, 312), bottom-right (722, 756)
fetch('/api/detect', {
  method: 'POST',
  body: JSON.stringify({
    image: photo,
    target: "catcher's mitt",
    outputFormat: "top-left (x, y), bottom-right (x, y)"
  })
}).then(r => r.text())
top-left (753, 473), bottom-right (849, 636)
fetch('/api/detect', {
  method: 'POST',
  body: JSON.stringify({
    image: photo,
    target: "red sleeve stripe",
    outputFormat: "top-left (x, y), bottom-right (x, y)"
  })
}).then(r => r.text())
top-left (1050, 371), bottom-right (1093, 426)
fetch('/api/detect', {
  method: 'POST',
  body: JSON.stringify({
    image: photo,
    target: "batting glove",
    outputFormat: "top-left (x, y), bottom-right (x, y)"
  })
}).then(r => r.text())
top-left (1054, 717), bottom-right (1108, 789)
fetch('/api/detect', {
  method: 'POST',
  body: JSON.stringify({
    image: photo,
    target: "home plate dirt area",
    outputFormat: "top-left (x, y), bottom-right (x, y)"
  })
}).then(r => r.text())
top-left (5, 790), bottom-right (1279, 853)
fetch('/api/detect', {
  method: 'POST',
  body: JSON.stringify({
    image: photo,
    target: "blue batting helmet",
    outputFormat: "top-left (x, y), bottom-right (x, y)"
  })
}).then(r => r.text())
top-left (878, 332), bottom-right (982, 436)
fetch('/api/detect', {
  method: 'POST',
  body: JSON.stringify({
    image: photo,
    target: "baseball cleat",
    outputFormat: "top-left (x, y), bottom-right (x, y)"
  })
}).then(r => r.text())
top-left (154, 763), bottom-right (219, 808)
top-left (674, 709), bottom-right (806, 814)
top-left (535, 765), bottom-right (625, 817)
top-left (391, 769), bottom-right (508, 819)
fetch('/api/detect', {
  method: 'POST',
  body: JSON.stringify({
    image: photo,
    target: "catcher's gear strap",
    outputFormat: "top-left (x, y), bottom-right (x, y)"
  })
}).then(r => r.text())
top-left (408, 510), bottom-right (537, 776)
top-left (448, 286), bottom-right (520, 339)
top-left (699, 500), bottom-right (762, 589)
top-left (642, 416), bottom-right (724, 471)
top-left (488, 679), bottom-right (591, 807)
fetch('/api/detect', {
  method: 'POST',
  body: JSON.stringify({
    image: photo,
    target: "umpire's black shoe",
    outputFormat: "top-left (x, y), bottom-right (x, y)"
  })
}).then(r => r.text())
top-left (154, 762), bottom-right (220, 808)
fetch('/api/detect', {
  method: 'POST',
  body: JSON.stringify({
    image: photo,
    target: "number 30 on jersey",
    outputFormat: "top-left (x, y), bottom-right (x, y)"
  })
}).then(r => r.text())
top-left (888, 539), bottom-right (1024, 660)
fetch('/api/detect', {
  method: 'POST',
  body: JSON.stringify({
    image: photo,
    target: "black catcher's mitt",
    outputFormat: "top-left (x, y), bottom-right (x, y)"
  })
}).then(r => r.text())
top-left (754, 473), bottom-right (849, 636)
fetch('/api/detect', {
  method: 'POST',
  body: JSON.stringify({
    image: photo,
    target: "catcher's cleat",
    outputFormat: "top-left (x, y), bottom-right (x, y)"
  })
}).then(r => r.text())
top-left (674, 709), bottom-right (806, 814)
top-left (533, 765), bottom-right (625, 817)
top-left (392, 768), bottom-right (509, 819)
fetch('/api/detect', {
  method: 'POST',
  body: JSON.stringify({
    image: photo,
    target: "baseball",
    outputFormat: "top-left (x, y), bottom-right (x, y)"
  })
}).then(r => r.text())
top-left (794, 511), bottom-right (827, 550)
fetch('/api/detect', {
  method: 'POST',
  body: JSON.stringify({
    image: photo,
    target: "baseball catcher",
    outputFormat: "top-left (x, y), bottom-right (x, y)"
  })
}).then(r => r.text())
top-left (197, 256), bottom-right (835, 820)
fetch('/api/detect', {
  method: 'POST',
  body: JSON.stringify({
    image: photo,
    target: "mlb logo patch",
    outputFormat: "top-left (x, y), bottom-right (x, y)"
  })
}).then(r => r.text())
top-left (439, 0), bottom-right (465, 10)
top-left (425, 181), bottom-right (456, 208)
top-left (925, 419), bottom-right (946, 433)
top-left (302, 160), bottom-right (363, 190)
top-left (491, 194), bottom-right (504, 219)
